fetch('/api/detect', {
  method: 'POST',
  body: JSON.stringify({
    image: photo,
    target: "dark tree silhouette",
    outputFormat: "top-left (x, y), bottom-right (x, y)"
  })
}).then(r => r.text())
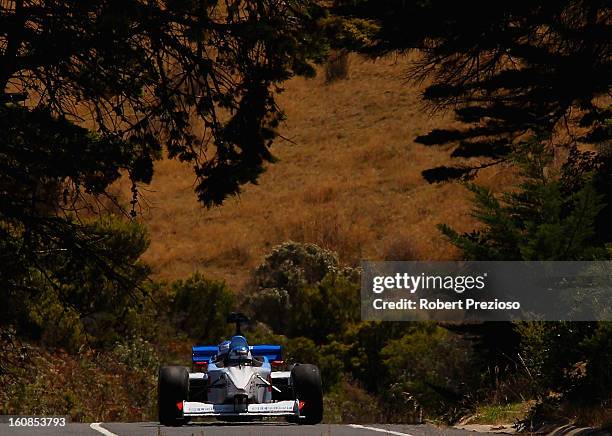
top-left (333, 0), bottom-right (611, 181)
top-left (0, 0), bottom-right (324, 325)
top-left (1, 0), bottom-right (324, 204)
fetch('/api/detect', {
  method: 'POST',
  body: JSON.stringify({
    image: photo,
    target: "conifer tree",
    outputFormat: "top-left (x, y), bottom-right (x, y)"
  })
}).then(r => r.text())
top-left (439, 142), bottom-right (609, 261)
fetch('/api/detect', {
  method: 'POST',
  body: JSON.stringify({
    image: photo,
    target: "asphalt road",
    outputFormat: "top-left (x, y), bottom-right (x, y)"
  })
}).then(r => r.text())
top-left (0, 421), bottom-right (504, 436)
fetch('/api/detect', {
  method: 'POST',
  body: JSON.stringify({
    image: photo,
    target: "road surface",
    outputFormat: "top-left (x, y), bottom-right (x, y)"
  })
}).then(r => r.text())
top-left (0, 421), bottom-right (506, 436)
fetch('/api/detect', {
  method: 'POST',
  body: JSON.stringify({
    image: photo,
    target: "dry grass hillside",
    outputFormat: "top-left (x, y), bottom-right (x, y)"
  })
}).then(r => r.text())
top-left (132, 54), bottom-right (514, 291)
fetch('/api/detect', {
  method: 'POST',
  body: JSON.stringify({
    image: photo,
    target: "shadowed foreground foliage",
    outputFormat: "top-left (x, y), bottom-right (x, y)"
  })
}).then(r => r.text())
top-left (439, 143), bottom-right (612, 429)
top-left (1, 0), bottom-right (327, 346)
top-left (333, 0), bottom-right (610, 182)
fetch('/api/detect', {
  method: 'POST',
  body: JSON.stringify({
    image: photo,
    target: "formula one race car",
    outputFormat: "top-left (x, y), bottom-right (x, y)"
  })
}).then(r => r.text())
top-left (158, 313), bottom-right (323, 426)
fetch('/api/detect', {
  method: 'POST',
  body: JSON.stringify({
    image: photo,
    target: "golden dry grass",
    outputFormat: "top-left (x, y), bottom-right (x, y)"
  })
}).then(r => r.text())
top-left (132, 54), bottom-right (514, 291)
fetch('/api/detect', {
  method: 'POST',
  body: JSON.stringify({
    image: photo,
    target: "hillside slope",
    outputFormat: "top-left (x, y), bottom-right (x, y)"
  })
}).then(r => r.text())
top-left (134, 54), bottom-right (510, 290)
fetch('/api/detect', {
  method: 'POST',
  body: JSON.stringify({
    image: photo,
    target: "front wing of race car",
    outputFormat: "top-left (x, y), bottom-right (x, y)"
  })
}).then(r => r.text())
top-left (182, 399), bottom-right (301, 417)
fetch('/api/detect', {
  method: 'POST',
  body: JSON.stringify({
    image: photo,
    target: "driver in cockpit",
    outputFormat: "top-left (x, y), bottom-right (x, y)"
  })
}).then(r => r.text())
top-left (212, 336), bottom-right (263, 367)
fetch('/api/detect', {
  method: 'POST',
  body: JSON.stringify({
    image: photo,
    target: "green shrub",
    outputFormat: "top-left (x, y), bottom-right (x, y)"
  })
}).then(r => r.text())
top-left (335, 321), bottom-right (411, 393)
top-left (169, 273), bottom-right (235, 343)
top-left (284, 337), bottom-right (345, 390)
top-left (26, 285), bottom-right (86, 353)
top-left (248, 242), bottom-right (359, 342)
top-left (254, 241), bottom-right (344, 293)
top-left (9, 216), bottom-right (152, 351)
top-left (381, 325), bottom-right (478, 421)
top-left (111, 338), bottom-right (160, 371)
top-left (324, 380), bottom-right (384, 423)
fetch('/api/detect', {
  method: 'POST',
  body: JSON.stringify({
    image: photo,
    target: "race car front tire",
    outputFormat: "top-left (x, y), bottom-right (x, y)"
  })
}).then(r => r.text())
top-left (158, 366), bottom-right (189, 426)
top-left (291, 364), bottom-right (323, 425)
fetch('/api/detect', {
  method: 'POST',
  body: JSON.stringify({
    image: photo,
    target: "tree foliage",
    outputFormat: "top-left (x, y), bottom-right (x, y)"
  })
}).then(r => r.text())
top-left (1, 216), bottom-right (151, 350)
top-left (247, 242), bottom-right (360, 343)
top-left (2, 0), bottom-right (325, 204)
top-left (332, 0), bottom-right (611, 182)
top-left (439, 142), bottom-right (612, 419)
top-left (1, 0), bottom-right (326, 331)
top-left (169, 273), bottom-right (235, 343)
top-left (381, 325), bottom-right (477, 420)
top-left (439, 143), bottom-right (609, 261)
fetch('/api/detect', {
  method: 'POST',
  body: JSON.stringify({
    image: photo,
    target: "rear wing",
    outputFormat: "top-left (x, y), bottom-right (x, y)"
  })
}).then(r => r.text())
top-left (251, 345), bottom-right (282, 362)
top-left (192, 345), bottom-right (217, 362)
top-left (192, 344), bottom-right (282, 363)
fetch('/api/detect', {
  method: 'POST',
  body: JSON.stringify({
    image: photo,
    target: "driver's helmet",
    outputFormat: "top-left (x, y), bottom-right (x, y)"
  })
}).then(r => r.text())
top-left (228, 335), bottom-right (251, 361)
top-left (229, 345), bottom-right (250, 360)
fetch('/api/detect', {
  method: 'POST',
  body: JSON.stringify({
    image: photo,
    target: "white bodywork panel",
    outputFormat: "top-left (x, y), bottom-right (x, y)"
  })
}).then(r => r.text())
top-left (207, 365), bottom-right (272, 404)
top-left (183, 400), bottom-right (299, 417)
top-left (270, 371), bottom-right (291, 379)
top-left (188, 372), bottom-right (207, 380)
top-left (183, 365), bottom-right (294, 417)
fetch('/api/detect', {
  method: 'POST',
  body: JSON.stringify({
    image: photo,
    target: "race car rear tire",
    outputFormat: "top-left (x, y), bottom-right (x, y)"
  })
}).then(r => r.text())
top-left (291, 364), bottom-right (323, 425)
top-left (158, 366), bottom-right (189, 426)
